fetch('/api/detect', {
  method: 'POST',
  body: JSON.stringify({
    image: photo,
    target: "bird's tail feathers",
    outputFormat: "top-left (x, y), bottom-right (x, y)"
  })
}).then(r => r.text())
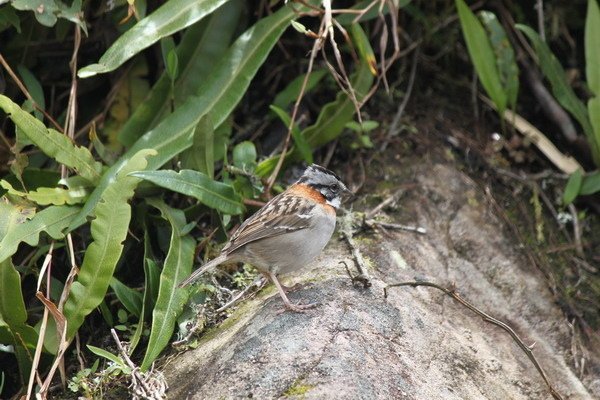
top-left (178, 254), bottom-right (229, 288)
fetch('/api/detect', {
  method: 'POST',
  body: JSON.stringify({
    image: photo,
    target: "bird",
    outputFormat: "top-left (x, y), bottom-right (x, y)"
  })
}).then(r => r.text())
top-left (178, 164), bottom-right (353, 312)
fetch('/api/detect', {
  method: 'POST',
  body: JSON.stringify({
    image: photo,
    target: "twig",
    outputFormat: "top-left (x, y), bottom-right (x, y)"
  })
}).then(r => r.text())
top-left (266, 18), bottom-right (324, 193)
top-left (340, 212), bottom-right (371, 287)
top-left (567, 203), bottom-right (584, 258)
top-left (522, 62), bottom-right (578, 144)
top-left (384, 281), bottom-right (563, 400)
top-left (352, 155), bottom-right (366, 193)
top-left (243, 198), bottom-right (267, 208)
top-left (110, 330), bottom-right (151, 393)
top-left (341, 260), bottom-right (371, 289)
top-left (214, 276), bottom-right (267, 313)
top-left (380, 45), bottom-right (419, 153)
top-left (375, 0), bottom-right (395, 92)
top-left (571, 256), bottom-right (597, 274)
top-left (365, 220), bottom-right (426, 234)
top-left (0, 52), bottom-right (64, 133)
top-left (64, 27), bottom-right (80, 140)
top-left (111, 329), bottom-right (167, 400)
top-left (366, 188), bottom-right (405, 219)
top-left (535, 0), bottom-right (546, 42)
top-left (39, 27), bottom-right (84, 395)
top-left (324, 0), bottom-right (362, 123)
top-left (321, 139), bottom-right (338, 168)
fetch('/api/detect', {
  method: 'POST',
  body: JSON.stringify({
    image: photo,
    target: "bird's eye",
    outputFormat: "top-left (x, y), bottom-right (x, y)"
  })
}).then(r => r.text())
top-left (331, 183), bottom-right (339, 192)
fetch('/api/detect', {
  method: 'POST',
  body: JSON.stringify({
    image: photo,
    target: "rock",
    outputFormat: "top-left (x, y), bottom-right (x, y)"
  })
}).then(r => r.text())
top-left (163, 163), bottom-right (596, 400)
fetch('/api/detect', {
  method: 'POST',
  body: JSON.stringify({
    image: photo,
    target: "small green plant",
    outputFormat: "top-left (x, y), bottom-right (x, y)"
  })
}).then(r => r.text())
top-left (455, 0), bottom-right (519, 118)
top-left (68, 346), bottom-right (140, 398)
top-left (345, 120), bottom-right (380, 149)
top-left (67, 359), bottom-right (100, 397)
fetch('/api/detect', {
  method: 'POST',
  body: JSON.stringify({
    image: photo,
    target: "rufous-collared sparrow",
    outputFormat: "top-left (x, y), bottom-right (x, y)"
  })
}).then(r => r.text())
top-left (178, 164), bottom-right (352, 312)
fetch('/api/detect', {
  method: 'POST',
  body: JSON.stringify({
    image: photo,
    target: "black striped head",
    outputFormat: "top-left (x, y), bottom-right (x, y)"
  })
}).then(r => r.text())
top-left (297, 164), bottom-right (351, 208)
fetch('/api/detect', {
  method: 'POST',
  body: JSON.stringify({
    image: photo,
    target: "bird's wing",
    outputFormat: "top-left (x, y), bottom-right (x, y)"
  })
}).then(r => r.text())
top-left (223, 192), bottom-right (315, 255)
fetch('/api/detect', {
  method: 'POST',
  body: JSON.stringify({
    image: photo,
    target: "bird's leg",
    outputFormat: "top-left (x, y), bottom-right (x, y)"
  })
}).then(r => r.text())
top-left (279, 281), bottom-right (304, 293)
top-left (262, 273), bottom-right (295, 293)
top-left (267, 272), bottom-right (318, 312)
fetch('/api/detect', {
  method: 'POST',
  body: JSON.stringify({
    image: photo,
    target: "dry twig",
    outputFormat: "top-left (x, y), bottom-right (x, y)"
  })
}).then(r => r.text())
top-left (380, 45), bottom-right (420, 153)
top-left (384, 280), bottom-right (563, 400)
top-left (214, 275), bottom-right (267, 313)
top-left (339, 212), bottom-right (372, 288)
top-left (111, 329), bottom-right (168, 400)
top-left (567, 203), bottom-right (584, 259)
top-left (0, 52), bottom-right (64, 132)
top-left (266, 17), bottom-right (325, 193)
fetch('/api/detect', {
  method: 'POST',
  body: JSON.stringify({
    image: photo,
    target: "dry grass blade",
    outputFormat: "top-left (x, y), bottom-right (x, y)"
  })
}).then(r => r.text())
top-left (480, 95), bottom-right (582, 174)
top-left (25, 243), bottom-right (54, 400)
top-left (36, 292), bottom-right (68, 398)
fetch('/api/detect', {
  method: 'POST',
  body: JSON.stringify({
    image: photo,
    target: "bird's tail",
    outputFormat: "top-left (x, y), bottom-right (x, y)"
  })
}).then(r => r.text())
top-left (178, 254), bottom-right (229, 288)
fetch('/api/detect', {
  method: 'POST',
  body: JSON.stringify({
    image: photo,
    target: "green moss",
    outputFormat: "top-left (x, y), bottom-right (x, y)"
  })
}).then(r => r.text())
top-left (195, 287), bottom-right (275, 344)
top-left (466, 189), bottom-right (479, 207)
top-left (282, 379), bottom-right (314, 398)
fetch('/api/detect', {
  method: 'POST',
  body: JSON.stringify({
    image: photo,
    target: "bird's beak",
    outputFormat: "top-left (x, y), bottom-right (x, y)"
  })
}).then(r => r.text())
top-left (342, 185), bottom-right (357, 202)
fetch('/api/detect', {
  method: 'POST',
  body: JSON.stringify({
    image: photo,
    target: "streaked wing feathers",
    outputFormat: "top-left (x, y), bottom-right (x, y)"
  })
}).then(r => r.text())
top-left (223, 193), bottom-right (315, 254)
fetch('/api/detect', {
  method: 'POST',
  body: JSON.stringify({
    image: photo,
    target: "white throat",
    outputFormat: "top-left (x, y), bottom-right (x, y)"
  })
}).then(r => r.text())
top-left (326, 196), bottom-right (341, 208)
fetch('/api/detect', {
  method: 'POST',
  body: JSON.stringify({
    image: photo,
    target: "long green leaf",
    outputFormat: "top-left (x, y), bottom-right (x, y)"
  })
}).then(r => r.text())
top-left (87, 345), bottom-right (129, 370)
top-left (78, 0), bottom-right (231, 77)
top-left (1, 180), bottom-right (87, 206)
top-left (580, 170), bottom-right (600, 195)
top-left (588, 97), bottom-right (600, 166)
top-left (110, 278), bottom-right (143, 318)
top-left (63, 149), bottom-right (156, 339)
top-left (141, 199), bottom-right (195, 371)
top-left (0, 95), bottom-right (103, 184)
top-left (129, 243), bottom-right (160, 353)
top-left (131, 170), bottom-right (244, 215)
top-left (586, 0), bottom-right (600, 95)
top-left (180, 114), bottom-right (215, 178)
top-left (456, 0), bottom-right (506, 114)
top-left (69, 3), bottom-right (306, 230)
top-left (0, 205), bottom-right (80, 263)
top-left (269, 105), bottom-right (313, 163)
top-left (272, 69), bottom-right (328, 109)
top-left (585, 0), bottom-right (600, 166)
top-left (0, 258), bottom-right (38, 383)
top-left (118, 0), bottom-right (243, 147)
top-left (0, 199), bottom-right (35, 241)
top-left (479, 11), bottom-right (519, 110)
top-left (562, 169), bottom-right (583, 205)
top-left (517, 25), bottom-right (593, 138)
